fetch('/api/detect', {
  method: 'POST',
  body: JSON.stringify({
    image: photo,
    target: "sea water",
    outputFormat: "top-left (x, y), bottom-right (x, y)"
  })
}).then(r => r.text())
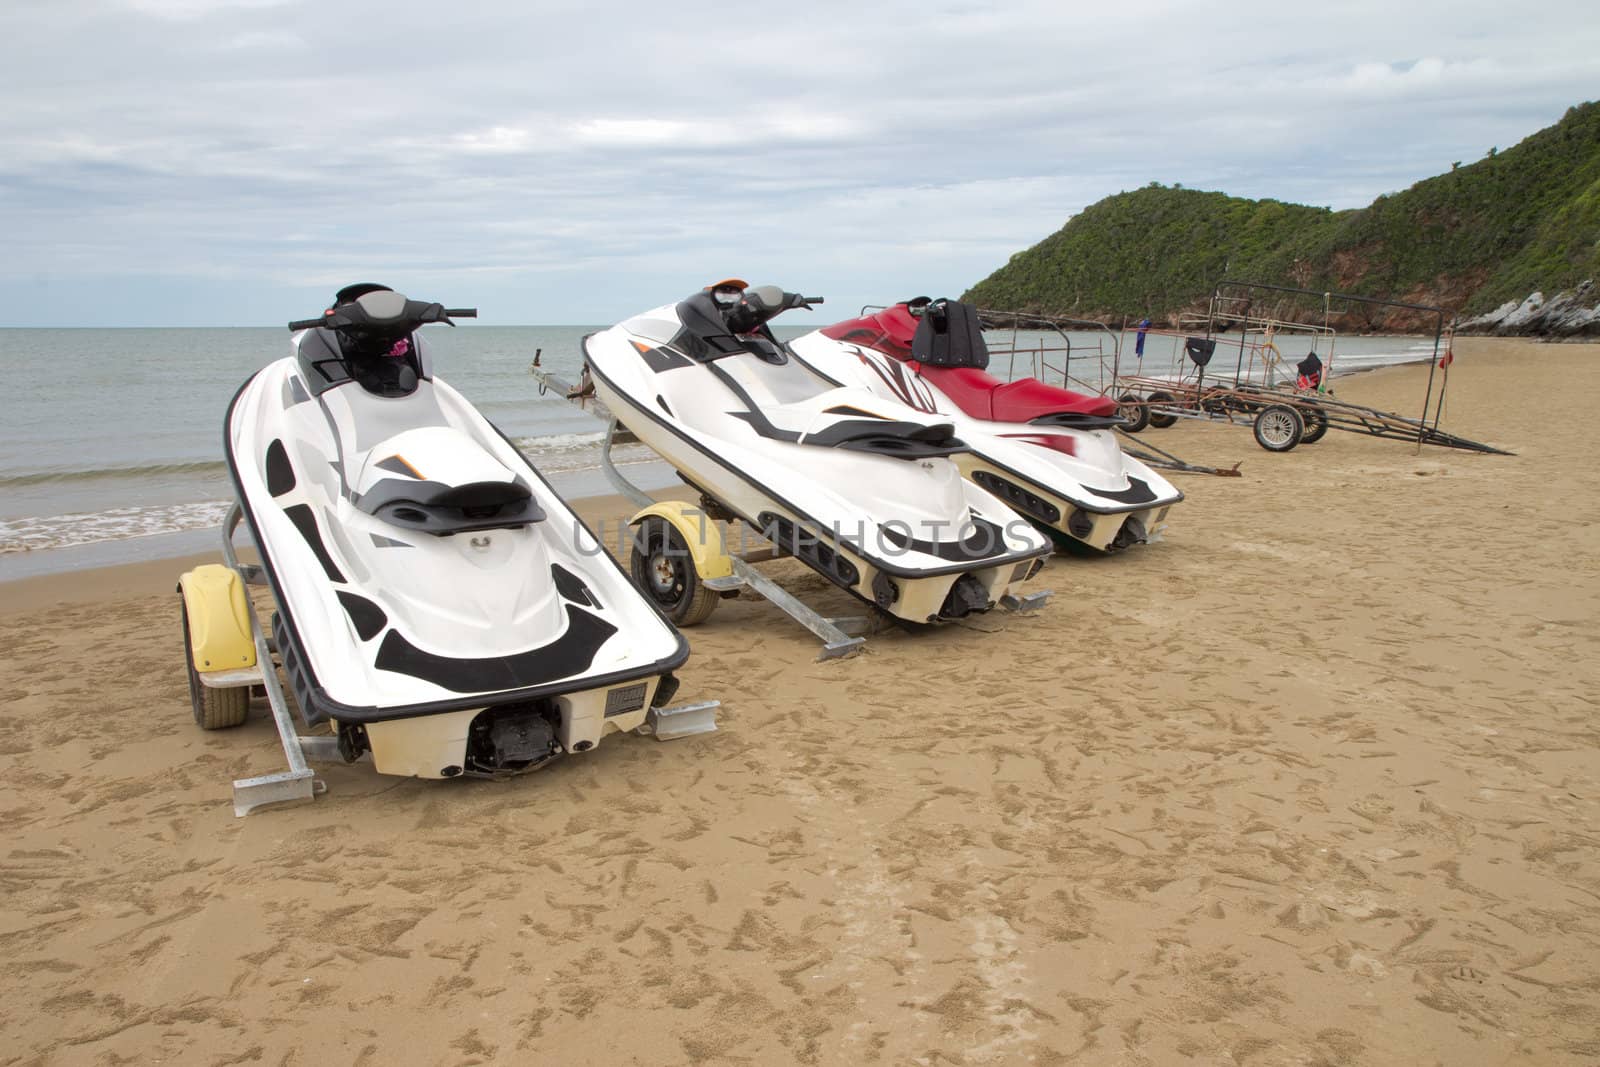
top-left (0, 324), bottom-right (666, 580)
top-left (0, 325), bottom-right (1443, 580)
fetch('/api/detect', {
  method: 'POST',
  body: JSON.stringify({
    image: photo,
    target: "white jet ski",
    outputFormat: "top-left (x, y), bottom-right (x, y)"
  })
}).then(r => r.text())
top-left (224, 285), bottom-right (693, 779)
top-left (789, 298), bottom-right (1183, 552)
top-left (581, 282), bottom-right (1053, 624)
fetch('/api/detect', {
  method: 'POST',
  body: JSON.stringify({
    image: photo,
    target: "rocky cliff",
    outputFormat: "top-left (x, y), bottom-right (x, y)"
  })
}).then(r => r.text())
top-left (964, 102), bottom-right (1600, 336)
top-left (1456, 282), bottom-right (1600, 338)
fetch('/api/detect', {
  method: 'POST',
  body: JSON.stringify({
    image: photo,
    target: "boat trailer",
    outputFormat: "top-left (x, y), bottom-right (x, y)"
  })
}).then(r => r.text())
top-left (176, 507), bottom-right (720, 817)
top-left (971, 308), bottom-right (1243, 476)
top-left (1111, 282), bottom-right (1513, 455)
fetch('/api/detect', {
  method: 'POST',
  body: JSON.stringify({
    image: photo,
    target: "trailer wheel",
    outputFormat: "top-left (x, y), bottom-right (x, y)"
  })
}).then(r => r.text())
top-left (1147, 391), bottom-right (1179, 429)
top-left (181, 601), bottom-right (250, 729)
top-left (1118, 394), bottom-right (1149, 433)
top-left (1299, 405), bottom-right (1329, 444)
top-left (1253, 404), bottom-right (1304, 452)
top-left (632, 516), bottom-right (720, 626)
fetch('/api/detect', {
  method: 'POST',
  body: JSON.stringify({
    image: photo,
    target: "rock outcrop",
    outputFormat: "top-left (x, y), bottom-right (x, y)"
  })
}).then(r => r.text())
top-left (1456, 281), bottom-right (1600, 339)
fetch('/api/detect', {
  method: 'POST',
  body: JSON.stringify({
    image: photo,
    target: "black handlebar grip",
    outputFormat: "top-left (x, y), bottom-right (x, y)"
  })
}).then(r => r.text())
top-left (287, 316), bottom-right (328, 331)
top-left (806, 297), bottom-right (824, 305)
top-left (444, 308), bottom-right (478, 318)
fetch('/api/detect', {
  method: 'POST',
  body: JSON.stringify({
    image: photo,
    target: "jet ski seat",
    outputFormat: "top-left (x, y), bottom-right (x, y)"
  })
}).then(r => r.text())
top-left (356, 477), bottom-right (546, 535)
top-left (916, 365), bottom-right (1119, 422)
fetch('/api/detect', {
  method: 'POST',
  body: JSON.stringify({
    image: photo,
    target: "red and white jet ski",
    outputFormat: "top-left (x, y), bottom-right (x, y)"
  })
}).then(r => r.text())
top-left (790, 298), bottom-right (1182, 552)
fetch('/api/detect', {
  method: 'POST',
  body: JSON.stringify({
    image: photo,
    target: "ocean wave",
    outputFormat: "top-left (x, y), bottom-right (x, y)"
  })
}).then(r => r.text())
top-left (511, 433), bottom-right (661, 474)
top-left (0, 459), bottom-right (227, 488)
top-left (0, 501), bottom-right (233, 554)
top-left (0, 432), bottom-right (654, 489)
top-left (1332, 351), bottom-right (1435, 363)
top-left (0, 441), bottom-right (667, 554)
top-left (508, 431), bottom-right (609, 454)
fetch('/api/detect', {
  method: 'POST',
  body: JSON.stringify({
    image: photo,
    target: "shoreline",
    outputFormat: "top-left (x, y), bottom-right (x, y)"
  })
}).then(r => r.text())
top-left (0, 346), bottom-right (1451, 589)
top-left (0, 488), bottom-right (687, 617)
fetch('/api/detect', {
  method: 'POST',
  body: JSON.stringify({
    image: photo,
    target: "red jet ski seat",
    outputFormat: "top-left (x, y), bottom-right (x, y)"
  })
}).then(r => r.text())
top-left (822, 299), bottom-right (1118, 423)
top-left (914, 364), bottom-right (1118, 422)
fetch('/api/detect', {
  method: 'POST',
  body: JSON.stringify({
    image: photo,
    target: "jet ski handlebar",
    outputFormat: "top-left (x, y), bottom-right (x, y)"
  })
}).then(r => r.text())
top-left (763, 290), bottom-right (822, 314)
top-left (287, 292), bottom-right (477, 333)
top-left (729, 286), bottom-right (823, 330)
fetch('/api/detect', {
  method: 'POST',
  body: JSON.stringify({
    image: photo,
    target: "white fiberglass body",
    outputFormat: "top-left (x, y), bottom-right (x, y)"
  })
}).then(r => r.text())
top-left (227, 290), bottom-right (688, 778)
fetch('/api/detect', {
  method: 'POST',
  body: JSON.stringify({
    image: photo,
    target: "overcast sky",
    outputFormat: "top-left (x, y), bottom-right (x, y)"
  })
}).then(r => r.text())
top-left (3, 0), bottom-right (1596, 326)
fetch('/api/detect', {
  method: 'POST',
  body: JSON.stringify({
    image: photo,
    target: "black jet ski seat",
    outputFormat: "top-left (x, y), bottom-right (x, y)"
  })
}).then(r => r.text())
top-left (354, 476), bottom-right (546, 535)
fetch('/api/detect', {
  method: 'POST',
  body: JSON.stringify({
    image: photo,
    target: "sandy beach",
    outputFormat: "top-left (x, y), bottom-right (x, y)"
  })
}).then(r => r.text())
top-left (2, 337), bottom-right (1598, 1065)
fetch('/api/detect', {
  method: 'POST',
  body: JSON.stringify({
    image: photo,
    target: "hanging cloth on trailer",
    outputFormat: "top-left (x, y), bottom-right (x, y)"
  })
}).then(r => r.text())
top-left (1184, 337), bottom-right (1216, 367)
top-left (1135, 318), bottom-right (1151, 358)
top-left (1296, 351), bottom-right (1323, 390)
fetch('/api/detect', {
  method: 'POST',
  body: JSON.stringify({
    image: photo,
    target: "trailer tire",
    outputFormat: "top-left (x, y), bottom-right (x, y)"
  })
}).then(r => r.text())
top-left (632, 516), bottom-right (720, 626)
top-left (181, 601), bottom-right (250, 729)
top-left (1253, 404), bottom-right (1304, 452)
top-left (1299, 405), bottom-right (1329, 444)
top-left (1118, 394), bottom-right (1149, 433)
top-left (1147, 391), bottom-right (1179, 429)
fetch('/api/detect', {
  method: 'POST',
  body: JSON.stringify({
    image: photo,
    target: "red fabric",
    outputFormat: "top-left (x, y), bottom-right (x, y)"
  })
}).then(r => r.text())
top-left (821, 304), bottom-right (1118, 422)
top-left (991, 376), bottom-right (1119, 421)
top-left (917, 365), bottom-right (1117, 421)
top-left (914, 365), bottom-right (1000, 418)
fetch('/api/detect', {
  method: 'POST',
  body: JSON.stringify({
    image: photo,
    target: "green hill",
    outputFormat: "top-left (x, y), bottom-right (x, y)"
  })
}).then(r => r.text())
top-left (962, 102), bottom-right (1600, 329)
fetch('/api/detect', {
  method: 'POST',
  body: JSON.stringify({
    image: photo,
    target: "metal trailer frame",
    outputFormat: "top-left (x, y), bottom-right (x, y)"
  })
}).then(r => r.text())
top-left (531, 354), bottom-right (1051, 659)
top-left (902, 306), bottom-right (1243, 477)
top-left (190, 504), bottom-right (720, 817)
top-left (1108, 281), bottom-right (1513, 455)
top-left (210, 502), bottom-right (330, 816)
top-left (975, 309), bottom-right (1127, 400)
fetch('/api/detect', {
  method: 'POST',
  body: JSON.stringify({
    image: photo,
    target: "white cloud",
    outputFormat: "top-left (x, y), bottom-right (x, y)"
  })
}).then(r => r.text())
top-left (570, 118), bottom-right (703, 148)
top-left (0, 0), bottom-right (1597, 323)
top-left (455, 126), bottom-right (536, 153)
top-left (120, 0), bottom-right (297, 19)
top-left (222, 29), bottom-right (302, 50)
top-left (1327, 55), bottom-right (1494, 95)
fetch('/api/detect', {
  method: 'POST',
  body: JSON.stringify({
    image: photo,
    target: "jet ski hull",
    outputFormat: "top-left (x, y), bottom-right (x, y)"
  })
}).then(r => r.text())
top-left (227, 354), bottom-right (689, 779)
top-left (356, 677), bottom-right (668, 779)
top-left (952, 452), bottom-right (1175, 553)
top-left (789, 329), bottom-right (1184, 553)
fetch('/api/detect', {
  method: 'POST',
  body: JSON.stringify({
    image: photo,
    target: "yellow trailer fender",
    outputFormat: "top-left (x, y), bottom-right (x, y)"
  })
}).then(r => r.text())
top-left (177, 564), bottom-right (258, 672)
top-left (629, 502), bottom-right (734, 580)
